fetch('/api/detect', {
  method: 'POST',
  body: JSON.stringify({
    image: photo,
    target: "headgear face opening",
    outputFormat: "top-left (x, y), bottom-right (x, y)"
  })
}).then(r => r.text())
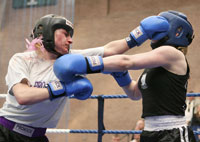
top-left (151, 10), bottom-right (194, 49)
top-left (31, 14), bottom-right (74, 55)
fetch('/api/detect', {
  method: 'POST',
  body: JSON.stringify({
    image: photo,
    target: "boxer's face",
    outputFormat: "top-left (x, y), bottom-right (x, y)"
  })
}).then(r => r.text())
top-left (54, 28), bottom-right (73, 55)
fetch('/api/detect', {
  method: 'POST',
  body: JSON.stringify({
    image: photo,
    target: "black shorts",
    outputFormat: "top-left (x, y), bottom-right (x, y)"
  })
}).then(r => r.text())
top-left (140, 126), bottom-right (196, 142)
top-left (0, 124), bottom-right (49, 142)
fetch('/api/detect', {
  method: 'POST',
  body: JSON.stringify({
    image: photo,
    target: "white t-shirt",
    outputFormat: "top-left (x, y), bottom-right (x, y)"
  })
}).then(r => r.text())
top-left (0, 47), bottom-right (104, 128)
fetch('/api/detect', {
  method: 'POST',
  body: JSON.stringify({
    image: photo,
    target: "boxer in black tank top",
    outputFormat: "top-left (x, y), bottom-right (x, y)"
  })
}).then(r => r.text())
top-left (100, 10), bottom-right (196, 142)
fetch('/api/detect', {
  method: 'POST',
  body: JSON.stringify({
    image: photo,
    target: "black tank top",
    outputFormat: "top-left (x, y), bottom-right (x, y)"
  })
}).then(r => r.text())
top-left (138, 63), bottom-right (189, 118)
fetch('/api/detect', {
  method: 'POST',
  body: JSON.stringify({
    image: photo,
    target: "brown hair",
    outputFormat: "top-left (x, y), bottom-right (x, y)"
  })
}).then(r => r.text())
top-left (177, 47), bottom-right (188, 55)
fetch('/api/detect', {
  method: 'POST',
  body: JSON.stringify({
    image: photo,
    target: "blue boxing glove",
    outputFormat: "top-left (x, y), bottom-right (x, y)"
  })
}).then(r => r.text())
top-left (111, 71), bottom-right (132, 87)
top-left (47, 76), bottom-right (93, 100)
top-left (126, 16), bottom-right (169, 48)
top-left (54, 54), bottom-right (104, 83)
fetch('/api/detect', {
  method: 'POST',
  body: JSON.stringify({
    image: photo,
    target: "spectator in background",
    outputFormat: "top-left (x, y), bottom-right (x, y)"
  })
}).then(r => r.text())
top-left (130, 119), bottom-right (144, 142)
top-left (191, 104), bottom-right (200, 142)
top-left (112, 134), bottom-right (120, 142)
top-left (185, 95), bottom-right (195, 126)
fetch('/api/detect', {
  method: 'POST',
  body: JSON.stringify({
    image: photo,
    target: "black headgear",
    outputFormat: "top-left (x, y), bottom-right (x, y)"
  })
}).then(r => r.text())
top-left (31, 14), bottom-right (74, 55)
top-left (151, 10), bottom-right (194, 49)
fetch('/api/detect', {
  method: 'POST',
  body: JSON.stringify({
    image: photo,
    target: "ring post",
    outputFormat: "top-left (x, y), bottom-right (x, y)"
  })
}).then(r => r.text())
top-left (97, 95), bottom-right (105, 142)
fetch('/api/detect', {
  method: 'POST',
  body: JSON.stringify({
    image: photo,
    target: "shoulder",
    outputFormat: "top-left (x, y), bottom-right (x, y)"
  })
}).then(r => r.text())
top-left (155, 46), bottom-right (187, 75)
top-left (12, 51), bottom-right (36, 58)
top-left (153, 46), bottom-right (180, 54)
top-left (12, 51), bottom-right (37, 59)
top-left (153, 46), bottom-right (185, 61)
top-left (9, 51), bottom-right (38, 65)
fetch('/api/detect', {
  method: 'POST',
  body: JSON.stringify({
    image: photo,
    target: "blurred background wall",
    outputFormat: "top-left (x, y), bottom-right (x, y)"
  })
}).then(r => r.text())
top-left (0, 0), bottom-right (200, 142)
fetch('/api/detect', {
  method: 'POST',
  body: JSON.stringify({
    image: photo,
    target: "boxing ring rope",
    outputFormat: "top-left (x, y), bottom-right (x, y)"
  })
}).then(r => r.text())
top-left (0, 93), bottom-right (200, 142)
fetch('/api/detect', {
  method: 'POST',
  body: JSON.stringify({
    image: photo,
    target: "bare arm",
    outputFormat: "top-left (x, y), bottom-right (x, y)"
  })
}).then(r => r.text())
top-left (103, 46), bottom-right (185, 74)
top-left (103, 39), bottom-right (130, 57)
top-left (122, 79), bottom-right (142, 100)
top-left (12, 80), bottom-right (50, 105)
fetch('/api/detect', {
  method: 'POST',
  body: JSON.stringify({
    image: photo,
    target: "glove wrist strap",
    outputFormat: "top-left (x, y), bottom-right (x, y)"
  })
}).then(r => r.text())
top-left (112, 71), bottom-right (132, 87)
top-left (85, 56), bottom-right (104, 73)
top-left (125, 36), bottom-right (137, 48)
top-left (46, 81), bottom-right (66, 101)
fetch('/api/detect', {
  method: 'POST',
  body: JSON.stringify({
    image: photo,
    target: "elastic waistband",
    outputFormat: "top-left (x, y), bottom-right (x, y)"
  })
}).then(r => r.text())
top-left (0, 117), bottom-right (46, 137)
top-left (144, 115), bottom-right (186, 131)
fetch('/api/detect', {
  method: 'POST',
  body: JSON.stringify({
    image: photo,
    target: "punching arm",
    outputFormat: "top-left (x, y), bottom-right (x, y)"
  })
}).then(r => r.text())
top-left (53, 54), bottom-right (104, 83)
top-left (54, 54), bottom-right (133, 88)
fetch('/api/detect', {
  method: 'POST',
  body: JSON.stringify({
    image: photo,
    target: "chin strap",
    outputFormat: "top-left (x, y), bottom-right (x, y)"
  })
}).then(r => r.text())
top-left (42, 40), bottom-right (64, 58)
top-left (48, 49), bottom-right (63, 58)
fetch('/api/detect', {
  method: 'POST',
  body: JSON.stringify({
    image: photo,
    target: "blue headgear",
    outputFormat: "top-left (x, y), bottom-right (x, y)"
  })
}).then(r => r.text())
top-left (151, 10), bottom-right (194, 49)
